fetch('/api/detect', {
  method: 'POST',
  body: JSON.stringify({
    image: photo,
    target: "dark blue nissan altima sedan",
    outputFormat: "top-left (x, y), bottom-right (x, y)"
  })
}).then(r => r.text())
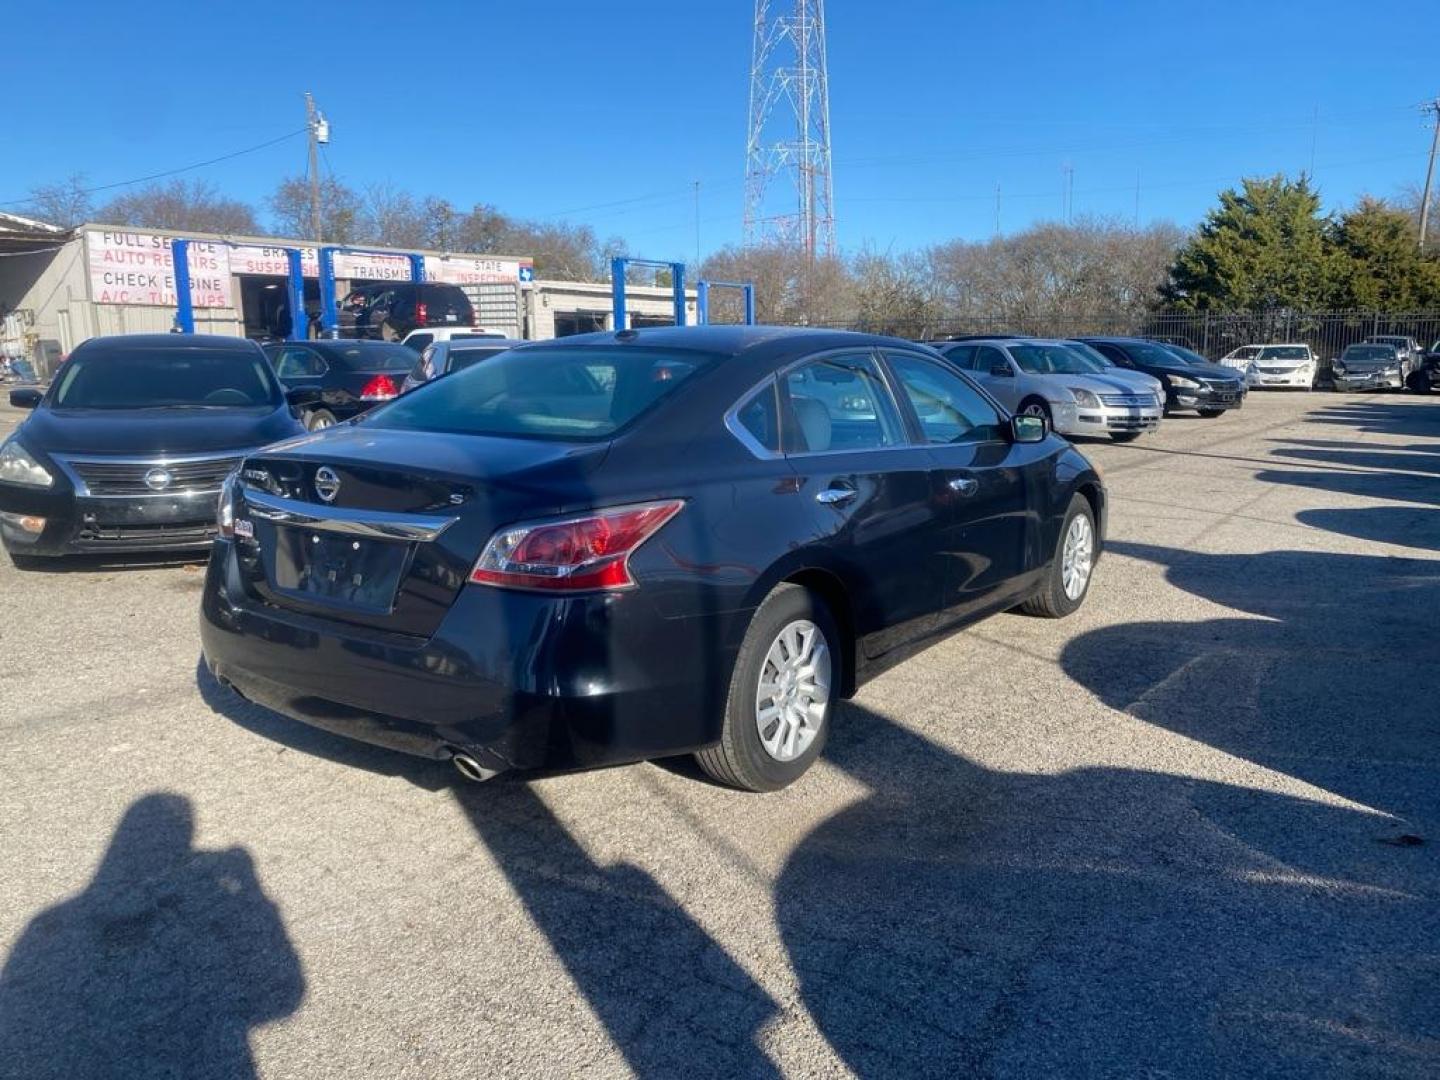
top-left (201, 326), bottom-right (1105, 791)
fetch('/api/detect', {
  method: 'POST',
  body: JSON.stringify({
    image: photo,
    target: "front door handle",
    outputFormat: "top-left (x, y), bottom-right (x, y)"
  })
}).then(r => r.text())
top-left (948, 477), bottom-right (980, 497)
top-left (816, 487), bottom-right (856, 506)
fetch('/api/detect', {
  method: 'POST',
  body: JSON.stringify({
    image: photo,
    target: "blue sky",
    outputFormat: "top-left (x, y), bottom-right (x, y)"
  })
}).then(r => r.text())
top-left (4, 0), bottom-right (1436, 260)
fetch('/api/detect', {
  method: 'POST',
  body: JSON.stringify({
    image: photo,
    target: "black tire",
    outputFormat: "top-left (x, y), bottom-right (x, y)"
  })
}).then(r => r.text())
top-left (1197, 408), bottom-right (1225, 418)
top-left (1406, 369), bottom-right (1432, 394)
top-left (305, 408), bottom-right (338, 431)
top-left (1110, 431), bottom-right (1142, 443)
top-left (696, 583), bottom-right (842, 792)
top-left (1018, 493), bottom-right (1096, 619)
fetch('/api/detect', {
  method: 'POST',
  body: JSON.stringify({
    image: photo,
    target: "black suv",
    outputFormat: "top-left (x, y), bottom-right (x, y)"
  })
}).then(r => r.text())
top-left (338, 283), bottom-right (476, 341)
top-left (1074, 337), bottom-right (1245, 417)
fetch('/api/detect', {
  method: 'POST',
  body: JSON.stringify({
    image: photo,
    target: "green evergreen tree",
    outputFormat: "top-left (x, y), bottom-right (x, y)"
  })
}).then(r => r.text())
top-left (1161, 175), bottom-right (1337, 310)
top-left (1329, 197), bottom-right (1440, 310)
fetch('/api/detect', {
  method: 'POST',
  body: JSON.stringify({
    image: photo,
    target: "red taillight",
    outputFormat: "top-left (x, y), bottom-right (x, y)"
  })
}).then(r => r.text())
top-left (415, 301), bottom-right (428, 327)
top-left (470, 500), bottom-right (684, 592)
top-left (359, 374), bottom-right (400, 401)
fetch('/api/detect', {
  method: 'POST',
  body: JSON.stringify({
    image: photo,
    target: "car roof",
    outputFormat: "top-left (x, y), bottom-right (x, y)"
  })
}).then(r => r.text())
top-left (75, 333), bottom-right (260, 353)
top-left (928, 333), bottom-right (1025, 342)
top-left (547, 324), bottom-right (928, 355)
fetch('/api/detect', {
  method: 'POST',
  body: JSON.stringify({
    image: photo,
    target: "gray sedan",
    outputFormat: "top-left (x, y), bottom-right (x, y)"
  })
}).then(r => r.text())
top-left (934, 338), bottom-right (1163, 442)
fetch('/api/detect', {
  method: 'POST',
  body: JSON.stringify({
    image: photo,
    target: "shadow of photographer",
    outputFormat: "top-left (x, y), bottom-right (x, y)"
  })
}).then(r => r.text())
top-left (0, 793), bottom-right (304, 1080)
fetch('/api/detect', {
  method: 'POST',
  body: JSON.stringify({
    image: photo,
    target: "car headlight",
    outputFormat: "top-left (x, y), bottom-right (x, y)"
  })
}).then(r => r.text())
top-left (217, 468), bottom-right (238, 539)
top-left (0, 439), bottom-right (54, 488)
top-left (1333, 361), bottom-right (1346, 374)
top-left (1067, 387), bottom-right (1101, 408)
top-left (1166, 375), bottom-right (1201, 390)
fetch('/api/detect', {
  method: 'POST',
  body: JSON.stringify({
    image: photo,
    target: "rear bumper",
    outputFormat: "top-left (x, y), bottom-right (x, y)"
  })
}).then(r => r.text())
top-left (199, 540), bottom-right (743, 774)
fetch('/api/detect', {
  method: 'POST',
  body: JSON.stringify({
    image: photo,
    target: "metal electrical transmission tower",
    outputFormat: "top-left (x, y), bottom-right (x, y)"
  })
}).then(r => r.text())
top-left (744, 0), bottom-right (836, 258)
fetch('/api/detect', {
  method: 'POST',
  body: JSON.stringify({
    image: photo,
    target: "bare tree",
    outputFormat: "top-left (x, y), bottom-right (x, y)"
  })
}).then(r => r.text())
top-left (700, 242), bottom-right (854, 326)
top-left (23, 174), bottom-right (93, 229)
top-left (268, 175), bottom-right (361, 243)
top-left (95, 179), bottom-right (259, 235)
top-left (360, 184), bottom-right (428, 248)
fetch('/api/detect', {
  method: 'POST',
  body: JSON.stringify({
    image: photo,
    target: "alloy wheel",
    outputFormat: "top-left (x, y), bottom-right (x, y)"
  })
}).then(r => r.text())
top-left (1061, 513), bottom-right (1094, 601)
top-left (754, 619), bottom-right (831, 763)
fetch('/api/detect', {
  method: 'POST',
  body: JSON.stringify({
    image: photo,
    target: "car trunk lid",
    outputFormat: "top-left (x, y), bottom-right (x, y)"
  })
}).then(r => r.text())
top-left (232, 427), bottom-right (608, 638)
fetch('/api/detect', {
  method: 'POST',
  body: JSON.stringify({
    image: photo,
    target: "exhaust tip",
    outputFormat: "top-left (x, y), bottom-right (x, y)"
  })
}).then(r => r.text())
top-left (451, 752), bottom-right (499, 783)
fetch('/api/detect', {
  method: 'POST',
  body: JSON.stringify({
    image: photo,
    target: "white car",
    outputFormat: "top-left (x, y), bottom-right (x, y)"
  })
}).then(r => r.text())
top-left (1221, 344), bottom-right (1316, 389)
top-left (401, 326), bottom-right (509, 352)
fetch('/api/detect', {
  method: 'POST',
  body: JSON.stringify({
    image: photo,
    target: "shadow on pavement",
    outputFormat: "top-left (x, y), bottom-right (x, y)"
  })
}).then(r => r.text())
top-left (1295, 506), bottom-right (1440, 551)
top-left (776, 700), bottom-right (1439, 1078)
top-left (0, 793), bottom-right (304, 1080)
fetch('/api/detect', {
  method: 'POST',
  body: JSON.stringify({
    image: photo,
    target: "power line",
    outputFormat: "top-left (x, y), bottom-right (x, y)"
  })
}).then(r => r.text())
top-left (0, 127), bottom-right (307, 208)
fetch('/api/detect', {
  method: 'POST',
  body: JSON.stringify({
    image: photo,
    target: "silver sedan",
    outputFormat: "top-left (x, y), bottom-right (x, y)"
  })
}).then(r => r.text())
top-left (934, 338), bottom-right (1163, 442)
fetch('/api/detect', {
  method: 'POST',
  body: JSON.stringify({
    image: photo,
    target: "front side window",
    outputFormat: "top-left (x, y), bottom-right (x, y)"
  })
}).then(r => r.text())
top-left (782, 353), bottom-right (903, 454)
top-left (885, 352), bottom-right (1004, 445)
top-left (53, 345), bottom-right (279, 409)
top-left (975, 345), bottom-right (1011, 375)
top-left (368, 345), bottom-right (718, 440)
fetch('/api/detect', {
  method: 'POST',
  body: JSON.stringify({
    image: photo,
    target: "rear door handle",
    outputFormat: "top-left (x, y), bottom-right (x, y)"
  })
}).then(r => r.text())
top-left (816, 487), bottom-right (856, 506)
top-left (948, 477), bottom-right (980, 497)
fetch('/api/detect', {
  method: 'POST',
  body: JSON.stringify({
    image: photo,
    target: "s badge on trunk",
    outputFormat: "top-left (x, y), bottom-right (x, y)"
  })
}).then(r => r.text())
top-left (314, 466), bottom-right (341, 503)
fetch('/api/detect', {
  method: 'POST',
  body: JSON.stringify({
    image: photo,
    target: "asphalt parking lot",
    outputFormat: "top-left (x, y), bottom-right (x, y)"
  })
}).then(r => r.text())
top-left (1, 390), bottom-right (1438, 1079)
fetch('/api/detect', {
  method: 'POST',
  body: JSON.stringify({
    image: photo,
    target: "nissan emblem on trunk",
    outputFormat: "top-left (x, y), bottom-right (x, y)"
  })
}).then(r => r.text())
top-left (314, 466), bottom-right (341, 503)
top-left (143, 467), bottom-right (173, 492)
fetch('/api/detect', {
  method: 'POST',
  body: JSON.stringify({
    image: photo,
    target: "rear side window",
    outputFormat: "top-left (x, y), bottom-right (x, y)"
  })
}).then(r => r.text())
top-left (885, 352), bottom-right (1004, 445)
top-left (782, 353), bottom-right (903, 454)
top-left (941, 344), bottom-right (978, 370)
top-left (368, 345), bottom-right (720, 440)
top-left (732, 380), bottom-right (782, 455)
top-left (271, 347), bottom-right (326, 379)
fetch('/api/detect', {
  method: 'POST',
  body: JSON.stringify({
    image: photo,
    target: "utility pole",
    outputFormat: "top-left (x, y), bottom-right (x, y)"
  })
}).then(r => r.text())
top-left (1420, 98), bottom-right (1440, 252)
top-left (305, 92), bottom-right (324, 243)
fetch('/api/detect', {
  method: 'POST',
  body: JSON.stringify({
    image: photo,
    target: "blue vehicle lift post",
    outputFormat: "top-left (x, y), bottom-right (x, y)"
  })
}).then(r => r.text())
top-left (171, 238), bottom-right (310, 341)
top-left (611, 257), bottom-right (687, 331)
top-left (696, 280), bottom-right (756, 326)
top-left (317, 247), bottom-right (427, 338)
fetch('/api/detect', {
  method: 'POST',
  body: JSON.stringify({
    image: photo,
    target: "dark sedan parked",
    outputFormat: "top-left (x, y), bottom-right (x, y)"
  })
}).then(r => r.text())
top-left (0, 334), bottom-right (308, 564)
top-left (1074, 336), bottom-right (1245, 416)
top-left (201, 327), bottom-right (1105, 791)
top-left (263, 340), bottom-right (419, 430)
top-left (399, 338), bottom-right (529, 393)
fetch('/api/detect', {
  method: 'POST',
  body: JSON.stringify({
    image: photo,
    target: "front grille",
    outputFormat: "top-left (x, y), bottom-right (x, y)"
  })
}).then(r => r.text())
top-left (1106, 415), bottom-right (1159, 430)
top-left (1200, 378), bottom-right (1242, 392)
top-left (63, 455), bottom-right (241, 497)
top-left (1099, 393), bottom-right (1158, 408)
top-left (1257, 366), bottom-right (1300, 375)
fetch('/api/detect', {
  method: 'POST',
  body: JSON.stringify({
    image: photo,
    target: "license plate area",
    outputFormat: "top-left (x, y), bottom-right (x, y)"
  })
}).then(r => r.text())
top-left (270, 527), bottom-right (411, 612)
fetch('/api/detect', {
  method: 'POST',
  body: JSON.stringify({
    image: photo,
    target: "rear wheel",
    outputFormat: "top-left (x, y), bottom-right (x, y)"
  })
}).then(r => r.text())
top-left (1019, 494), bottom-right (1096, 619)
top-left (1197, 408), bottom-right (1225, 418)
top-left (305, 408), bottom-right (338, 431)
top-left (696, 583), bottom-right (841, 792)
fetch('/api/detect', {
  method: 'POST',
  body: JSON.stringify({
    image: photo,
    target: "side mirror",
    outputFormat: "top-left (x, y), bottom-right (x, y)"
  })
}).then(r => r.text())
top-left (285, 387), bottom-right (322, 408)
top-left (990, 361), bottom-right (1013, 377)
top-left (9, 388), bottom-right (42, 409)
top-left (1011, 414), bottom-right (1047, 443)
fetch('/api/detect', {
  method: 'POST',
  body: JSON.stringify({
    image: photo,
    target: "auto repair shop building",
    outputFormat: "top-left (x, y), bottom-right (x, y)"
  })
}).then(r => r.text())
top-left (0, 216), bottom-right (698, 376)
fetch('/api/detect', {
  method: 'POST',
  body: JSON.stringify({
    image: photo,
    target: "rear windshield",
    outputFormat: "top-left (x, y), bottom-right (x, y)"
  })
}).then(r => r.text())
top-left (52, 345), bottom-right (279, 409)
top-left (447, 346), bottom-right (511, 373)
top-left (1116, 341), bottom-right (1187, 366)
top-left (1009, 344), bottom-right (1105, 375)
top-left (368, 346), bottom-right (719, 440)
top-left (327, 344), bottom-right (418, 371)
